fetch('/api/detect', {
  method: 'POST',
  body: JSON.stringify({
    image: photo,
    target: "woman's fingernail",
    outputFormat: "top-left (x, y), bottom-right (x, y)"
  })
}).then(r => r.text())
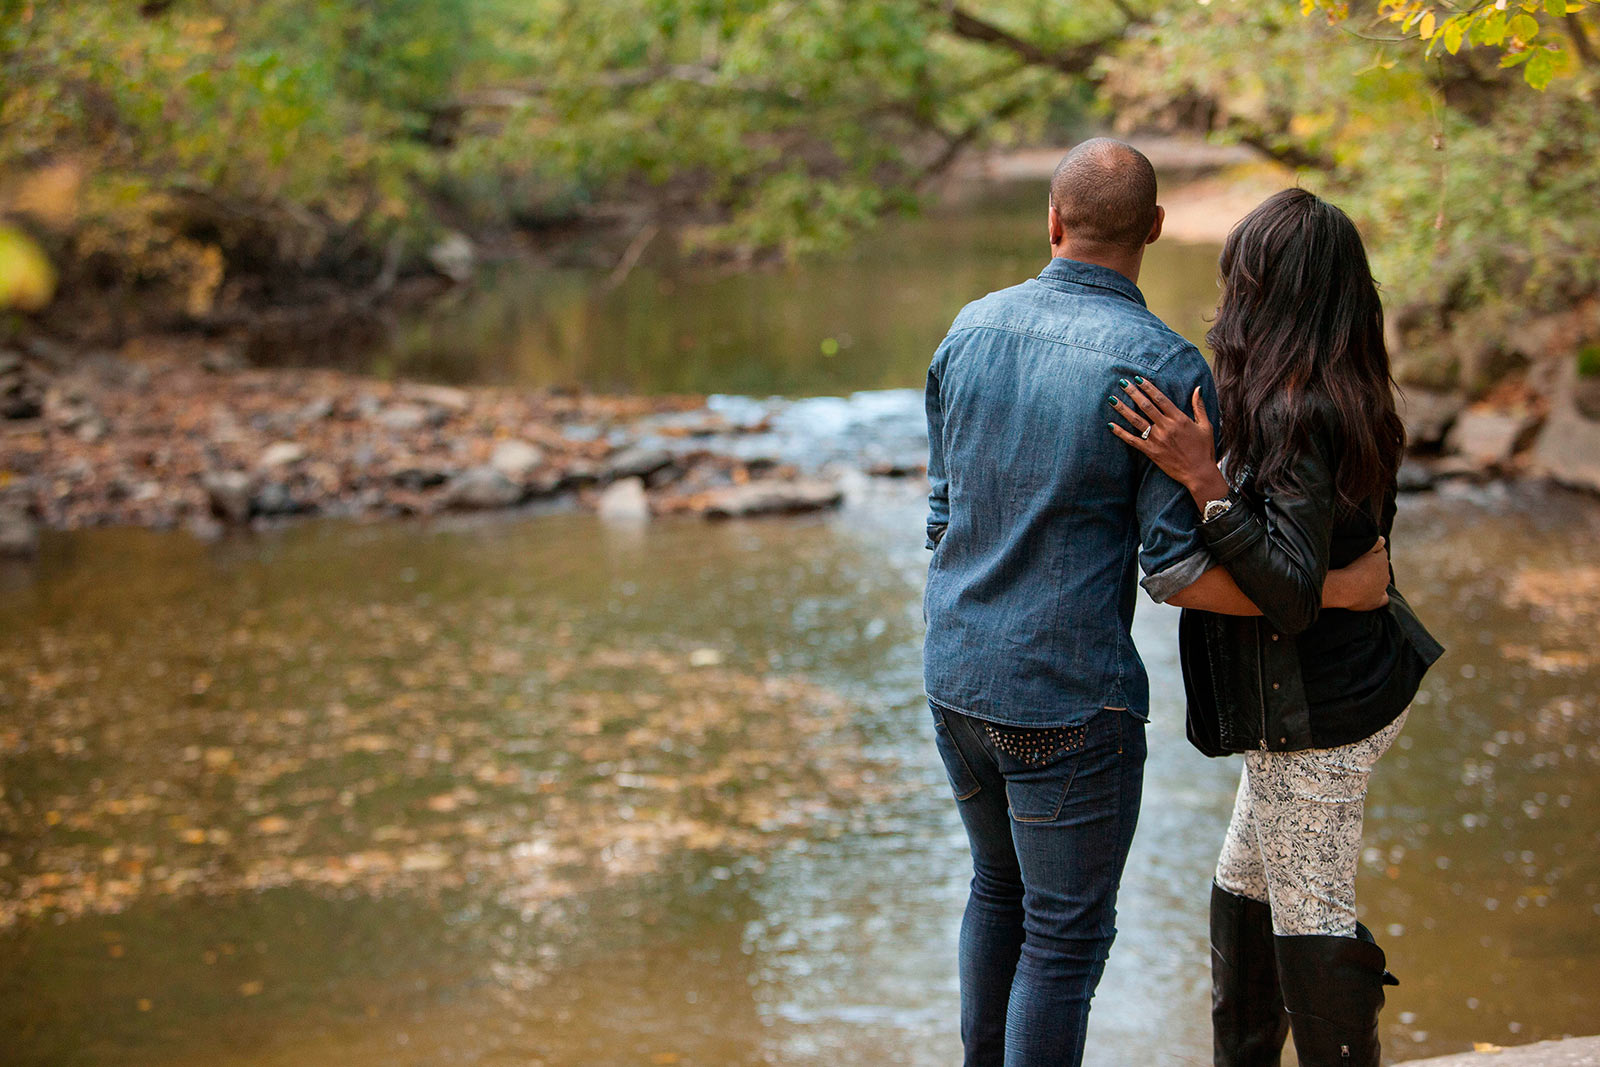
top-left (1134, 376), bottom-right (1145, 384)
top-left (1118, 378), bottom-right (1129, 388)
top-left (1108, 396), bottom-right (1119, 406)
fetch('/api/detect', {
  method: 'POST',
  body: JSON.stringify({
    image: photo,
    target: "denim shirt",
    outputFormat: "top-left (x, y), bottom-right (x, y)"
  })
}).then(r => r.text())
top-left (924, 257), bottom-right (1218, 728)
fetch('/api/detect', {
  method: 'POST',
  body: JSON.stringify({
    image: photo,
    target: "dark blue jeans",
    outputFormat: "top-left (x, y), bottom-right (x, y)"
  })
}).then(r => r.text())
top-left (931, 703), bottom-right (1147, 1067)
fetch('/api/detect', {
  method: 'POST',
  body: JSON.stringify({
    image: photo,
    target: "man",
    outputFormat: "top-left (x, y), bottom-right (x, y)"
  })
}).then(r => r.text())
top-left (922, 139), bottom-right (1386, 1066)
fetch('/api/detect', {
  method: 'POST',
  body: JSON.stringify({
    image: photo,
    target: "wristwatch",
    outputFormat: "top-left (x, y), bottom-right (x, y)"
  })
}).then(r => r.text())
top-left (1202, 497), bottom-right (1234, 523)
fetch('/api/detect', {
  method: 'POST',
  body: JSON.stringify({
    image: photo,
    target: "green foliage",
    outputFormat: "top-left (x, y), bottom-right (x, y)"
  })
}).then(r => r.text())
top-left (1108, 1), bottom-right (1600, 385)
top-left (2, 0), bottom-right (1596, 390)
top-left (1303, 0), bottom-right (1600, 90)
top-left (1579, 344), bottom-right (1600, 378)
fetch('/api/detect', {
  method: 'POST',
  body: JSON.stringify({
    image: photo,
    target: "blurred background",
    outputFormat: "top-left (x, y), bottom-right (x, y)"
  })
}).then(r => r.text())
top-left (2, 2), bottom-right (1598, 1064)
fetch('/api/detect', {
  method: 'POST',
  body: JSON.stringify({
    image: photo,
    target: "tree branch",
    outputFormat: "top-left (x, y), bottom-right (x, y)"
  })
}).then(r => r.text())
top-left (940, 3), bottom-right (1137, 77)
top-left (1227, 119), bottom-right (1336, 171)
top-left (1566, 10), bottom-right (1596, 68)
top-left (916, 91), bottom-right (1036, 188)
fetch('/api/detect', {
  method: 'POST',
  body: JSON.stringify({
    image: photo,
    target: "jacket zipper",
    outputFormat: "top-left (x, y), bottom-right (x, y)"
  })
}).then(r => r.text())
top-left (1257, 628), bottom-right (1269, 750)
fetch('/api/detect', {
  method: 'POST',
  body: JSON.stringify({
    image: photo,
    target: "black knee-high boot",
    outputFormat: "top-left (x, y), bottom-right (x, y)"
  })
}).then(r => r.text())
top-left (1210, 882), bottom-right (1290, 1067)
top-left (1273, 923), bottom-right (1399, 1067)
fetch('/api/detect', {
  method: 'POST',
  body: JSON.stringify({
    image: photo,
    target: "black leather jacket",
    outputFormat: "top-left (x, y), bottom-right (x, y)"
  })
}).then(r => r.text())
top-left (1179, 421), bottom-right (1443, 755)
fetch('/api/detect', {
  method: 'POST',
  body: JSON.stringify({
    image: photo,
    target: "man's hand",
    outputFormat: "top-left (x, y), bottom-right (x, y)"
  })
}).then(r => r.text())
top-left (1323, 538), bottom-right (1391, 611)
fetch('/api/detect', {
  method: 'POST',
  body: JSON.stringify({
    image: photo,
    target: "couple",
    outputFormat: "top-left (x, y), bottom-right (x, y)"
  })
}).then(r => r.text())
top-left (922, 139), bottom-right (1444, 1067)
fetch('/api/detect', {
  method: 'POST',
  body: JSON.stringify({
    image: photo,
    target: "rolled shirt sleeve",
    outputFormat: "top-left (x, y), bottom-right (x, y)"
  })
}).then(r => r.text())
top-left (1135, 345), bottom-right (1221, 603)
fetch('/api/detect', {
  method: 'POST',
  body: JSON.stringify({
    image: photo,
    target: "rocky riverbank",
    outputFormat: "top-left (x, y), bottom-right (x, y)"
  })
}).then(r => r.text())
top-left (0, 339), bottom-right (848, 557)
top-left (5, 334), bottom-right (1600, 558)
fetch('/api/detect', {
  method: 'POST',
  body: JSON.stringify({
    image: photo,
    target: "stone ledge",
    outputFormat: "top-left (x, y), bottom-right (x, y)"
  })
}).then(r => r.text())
top-left (1397, 1036), bottom-right (1600, 1066)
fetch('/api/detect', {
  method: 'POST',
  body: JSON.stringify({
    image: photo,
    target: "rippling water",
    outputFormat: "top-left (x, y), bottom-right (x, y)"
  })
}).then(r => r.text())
top-left (3, 466), bottom-right (1597, 1066)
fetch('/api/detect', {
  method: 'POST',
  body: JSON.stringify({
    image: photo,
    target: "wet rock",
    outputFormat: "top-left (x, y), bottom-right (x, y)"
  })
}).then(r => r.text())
top-left (596, 477), bottom-right (650, 522)
top-left (202, 471), bottom-right (253, 524)
top-left (1, 390), bottom-right (42, 420)
top-left (391, 465), bottom-right (452, 491)
top-left (185, 513), bottom-right (225, 542)
top-left (1397, 388), bottom-right (1463, 451)
top-left (0, 351), bottom-right (44, 420)
top-left (199, 345), bottom-right (244, 374)
top-left (251, 481), bottom-right (300, 517)
top-left (700, 478), bottom-right (843, 519)
top-left (0, 506), bottom-right (38, 557)
top-left (867, 461), bottom-right (925, 478)
top-left (427, 232), bottom-right (476, 284)
top-left (258, 441), bottom-right (307, 469)
top-left (1532, 409), bottom-right (1600, 495)
top-left (490, 440), bottom-right (545, 480)
top-left (603, 447), bottom-right (675, 481)
top-left (442, 466), bottom-right (522, 510)
top-left (559, 459), bottom-right (602, 487)
top-left (1396, 459), bottom-right (1439, 494)
top-left (405, 384), bottom-right (471, 413)
top-left (297, 396), bottom-right (335, 423)
top-left (1445, 409), bottom-right (1541, 468)
top-left (375, 403), bottom-right (434, 432)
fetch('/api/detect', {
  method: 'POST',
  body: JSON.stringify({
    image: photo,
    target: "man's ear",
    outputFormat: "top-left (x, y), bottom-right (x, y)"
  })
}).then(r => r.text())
top-left (1048, 202), bottom-right (1065, 246)
top-left (1145, 205), bottom-right (1165, 246)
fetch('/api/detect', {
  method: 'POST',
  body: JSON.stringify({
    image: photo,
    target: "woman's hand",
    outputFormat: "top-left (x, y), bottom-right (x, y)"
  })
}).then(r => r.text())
top-left (1107, 378), bottom-right (1229, 507)
top-left (1323, 538), bottom-right (1392, 611)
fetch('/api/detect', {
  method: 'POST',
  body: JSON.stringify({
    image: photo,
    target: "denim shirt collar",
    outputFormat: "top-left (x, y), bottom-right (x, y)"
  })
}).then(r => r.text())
top-left (1036, 257), bottom-right (1147, 308)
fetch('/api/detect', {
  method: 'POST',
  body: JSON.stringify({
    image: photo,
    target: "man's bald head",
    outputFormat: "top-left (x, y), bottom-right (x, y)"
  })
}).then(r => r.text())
top-left (1049, 138), bottom-right (1159, 252)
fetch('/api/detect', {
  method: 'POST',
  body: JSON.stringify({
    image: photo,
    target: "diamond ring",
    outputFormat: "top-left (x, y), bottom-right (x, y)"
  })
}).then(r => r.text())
top-left (1140, 426), bottom-right (1152, 440)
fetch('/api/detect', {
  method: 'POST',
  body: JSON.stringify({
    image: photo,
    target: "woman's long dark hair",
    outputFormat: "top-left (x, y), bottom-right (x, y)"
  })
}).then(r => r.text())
top-left (1206, 188), bottom-right (1405, 512)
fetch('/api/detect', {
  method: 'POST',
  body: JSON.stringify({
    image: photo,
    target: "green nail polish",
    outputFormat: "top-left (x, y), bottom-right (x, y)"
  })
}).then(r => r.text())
top-left (1118, 378), bottom-right (1129, 388)
top-left (1108, 396), bottom-right (1118, 406)
top-left (1134, 376), bottom-right (1145, 384)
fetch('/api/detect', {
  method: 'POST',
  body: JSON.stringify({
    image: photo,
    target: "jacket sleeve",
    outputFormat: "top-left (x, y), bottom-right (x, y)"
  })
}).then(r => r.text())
top-left (925, 359), bottom-right (949, 550)
top-left (1198, 425), bottom-right (1338, 636)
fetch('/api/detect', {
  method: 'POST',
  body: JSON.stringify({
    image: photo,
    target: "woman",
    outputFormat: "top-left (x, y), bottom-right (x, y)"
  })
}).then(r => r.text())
top-left (1106, 188), bottom-right (1443, 1067)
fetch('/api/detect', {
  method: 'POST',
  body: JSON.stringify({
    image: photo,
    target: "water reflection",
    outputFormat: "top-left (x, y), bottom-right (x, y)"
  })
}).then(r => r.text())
top-left (2, 477), bottom-right (1596, 1065)
top-left (373, 184), bottom-right (1225, 396)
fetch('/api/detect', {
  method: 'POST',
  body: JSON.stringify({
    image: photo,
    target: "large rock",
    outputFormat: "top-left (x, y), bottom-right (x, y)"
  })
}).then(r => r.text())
top-left (490, 440), bottom-right (545, 480)
top-left (596, 477), bottom-right (650, 522)
top-left (1396, 388), bottom-right (1463, 450)
top-left (427, 232), bottom-right (476, 283)
top-left (1532, 409), bottom-right (1600, 494)
top-left (202, 471), bottom-right (254, 524)
top-left (405, 384), bottom-right (471, 413)
top-left (701, 478), bottom-right (843, 519)
top-left (0, 506), bottom-right (38, 557)
top-left (442, 466), bottom-right (523, 510)
top-left (375, 404), bottom-right (434, 432)
top-left (258, 441), bottom-right (307, 469)
top-left (250, 481), bottom-right (301, 517)
top-left (1445, 409), bottom-right (1540, 467)
top-left (603, 447), bottom-right (676, 481)
top-left (1395, 1035), bottom-right (1600, 1066)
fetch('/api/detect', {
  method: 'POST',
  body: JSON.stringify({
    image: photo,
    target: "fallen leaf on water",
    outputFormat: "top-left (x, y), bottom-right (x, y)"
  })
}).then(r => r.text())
top-left (238, 981), bottom-right (263, 997)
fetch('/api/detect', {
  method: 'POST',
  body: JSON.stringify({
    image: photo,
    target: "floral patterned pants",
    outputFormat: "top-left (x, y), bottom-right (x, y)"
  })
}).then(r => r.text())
top-left (1215, 710), bottom-right (1408, 937)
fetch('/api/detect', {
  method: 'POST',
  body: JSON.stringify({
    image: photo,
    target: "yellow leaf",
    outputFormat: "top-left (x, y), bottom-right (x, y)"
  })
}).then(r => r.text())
top-left (1419, 10), bottom-right (1437, 37)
